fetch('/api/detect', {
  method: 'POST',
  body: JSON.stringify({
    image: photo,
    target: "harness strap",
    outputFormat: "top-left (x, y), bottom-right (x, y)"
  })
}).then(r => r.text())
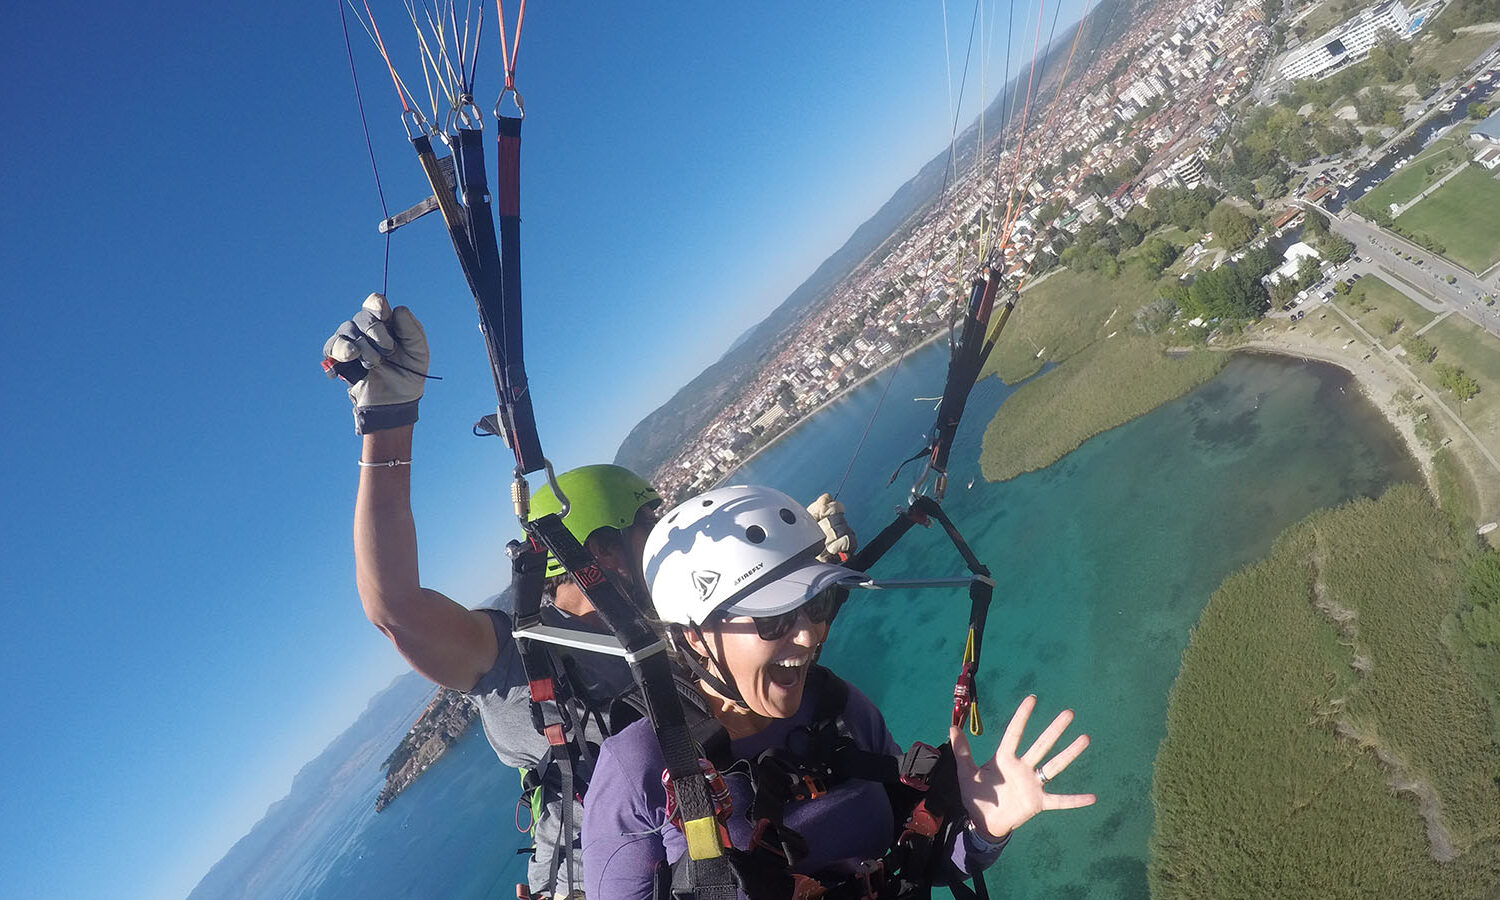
top-left (526, 513), bottom-right (736, 894)
top-left (508, 536), bottom-right (586, 892)
top-left (492, 114), bottom-right (545, 473)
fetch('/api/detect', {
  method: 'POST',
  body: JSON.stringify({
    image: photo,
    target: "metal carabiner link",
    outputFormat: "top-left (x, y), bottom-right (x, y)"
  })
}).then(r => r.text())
top-left (512, 458), bottom-right (568, 526)
top-left (401, 107), bottom-right (431, 140)
top-left (449, 93), bottom-right (484, 134)
top-left (494, 85), bottom-right (526, 120)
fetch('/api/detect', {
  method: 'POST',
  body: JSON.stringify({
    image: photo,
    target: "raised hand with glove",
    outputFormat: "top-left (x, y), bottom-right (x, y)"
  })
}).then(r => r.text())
top-left (807, 492), bottom-right (857, 563)
top-left (323, 293), bottom-right (433, 434)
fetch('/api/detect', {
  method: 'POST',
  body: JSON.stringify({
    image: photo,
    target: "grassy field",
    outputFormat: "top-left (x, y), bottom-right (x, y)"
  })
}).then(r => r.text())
top-left (1151, 486), bottom-right (1500, 897)
top-left (979, 336), bottom-right (1225, 481)
top-left (1413, 29), bottom-right (1500, 82)
top-left (1396, 165), bottom-right (1500, 272)
top-left (1360, 137), bottom-right (1469, 214)
top-left (979, 266), bottom-right (1159, 384)
top-left (1338, 275), bottom-right (1438, 345)
top-left (1410, 313), bottom-right (1500, 456)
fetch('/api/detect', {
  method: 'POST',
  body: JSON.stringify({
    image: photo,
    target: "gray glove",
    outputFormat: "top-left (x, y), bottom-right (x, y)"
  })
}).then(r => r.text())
top-left (807, 493), bottom-right (857, 563)
top-left (323, 293), bottom-right (430, 434)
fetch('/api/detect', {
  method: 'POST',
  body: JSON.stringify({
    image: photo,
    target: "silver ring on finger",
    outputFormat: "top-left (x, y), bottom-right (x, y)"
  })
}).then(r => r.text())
top-left (1035, 767), bottom-right (1051, 785)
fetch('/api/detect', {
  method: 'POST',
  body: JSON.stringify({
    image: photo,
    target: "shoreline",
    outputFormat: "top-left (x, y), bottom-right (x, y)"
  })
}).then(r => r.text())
top-left (1231, 334), bottom-right (1436, 484)
top-left (718, 329), bottom-right (949, 482)
top-left (1228, 321), bottom-right (1498, 533)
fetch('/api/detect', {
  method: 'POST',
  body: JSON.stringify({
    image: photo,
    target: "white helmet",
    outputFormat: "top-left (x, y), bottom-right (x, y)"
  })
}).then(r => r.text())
top-left (643, 485), bottom-right (869, 627)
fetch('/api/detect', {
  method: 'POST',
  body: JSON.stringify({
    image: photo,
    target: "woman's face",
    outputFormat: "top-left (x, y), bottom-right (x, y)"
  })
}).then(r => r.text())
top-left (697, 609), bottom-right (829, 720)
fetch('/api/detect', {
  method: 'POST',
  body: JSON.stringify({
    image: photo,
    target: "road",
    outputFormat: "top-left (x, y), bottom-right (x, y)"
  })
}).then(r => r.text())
top-left (1303, 205), bottom-right (1500, 338)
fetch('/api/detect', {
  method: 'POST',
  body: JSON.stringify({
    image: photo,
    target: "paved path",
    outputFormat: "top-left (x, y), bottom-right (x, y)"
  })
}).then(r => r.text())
top-left (1414, 309), bottom-right (1454, 336)
top-left (1391, 161), bottom-right (1470, 217)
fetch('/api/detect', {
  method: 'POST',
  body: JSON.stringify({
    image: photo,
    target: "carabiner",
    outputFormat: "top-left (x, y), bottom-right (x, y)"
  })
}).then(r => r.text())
top-left (450, 93), bottom-right (484, 133)
top-left (494, 85), bottom-right (526, 120)
top-left (401, 107), bottom-right (430, 140)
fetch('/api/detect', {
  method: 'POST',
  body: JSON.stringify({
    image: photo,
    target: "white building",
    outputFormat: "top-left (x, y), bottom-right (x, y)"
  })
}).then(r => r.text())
top-left (1169, 151), bottom-right (1208, 188)
top-left (1265, 242), bottom-right (1322, 285)
top-left (1277, 0), bottom-right (1426, 82)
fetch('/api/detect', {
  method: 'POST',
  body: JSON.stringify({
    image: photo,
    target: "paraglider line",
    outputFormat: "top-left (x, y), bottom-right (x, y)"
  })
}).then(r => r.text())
top-left (340, 0), bottom-right (393, 293)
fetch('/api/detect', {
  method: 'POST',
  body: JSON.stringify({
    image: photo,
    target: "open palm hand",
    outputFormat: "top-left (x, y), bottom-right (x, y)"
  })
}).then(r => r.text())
top-left (952, 694), bottom-right (1095, 841)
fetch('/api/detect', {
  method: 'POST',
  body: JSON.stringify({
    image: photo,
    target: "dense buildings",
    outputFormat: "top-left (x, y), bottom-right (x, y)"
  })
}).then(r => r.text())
top-left (646, 0), bottom-right (1273, 501)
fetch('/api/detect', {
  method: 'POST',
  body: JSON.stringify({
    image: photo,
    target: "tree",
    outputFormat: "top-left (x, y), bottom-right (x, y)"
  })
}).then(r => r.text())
top-left (1414, 67), bottom-right (1441, 97)
top-left (1296, 254), bottom-right (1322, 289)
top-left (1434, 363), bottom-right (1480, 400)
top-left (1208, 202), bottom-right (1257, 250)
top-left (1240, 246), bottom-right (1277, 281)
top-left (1356, 90), bottom-right (1394, 125)
top-left (1379, 314), bottom-right (1404, 335)
top-left (1126, 203), bottom-right (1162, 232)
top-left (1304, 211), bottom-right (1329, 239)
top-left (1187, 263), bottom-right (1269, 320)
top-left (1270, 278), bottom-right (1298, 305)
top-left (1116, 220), bottom-right (1145, 250)
top-left (1367, 35), bottom-right (1412, 82)
top-left (1322, 233), bottom-right (1354, 264)
top-left (1138, 237), bottom-right (1180, 276)
top-left (1403, 334), bottom-right (1436, 362)
top-left (1433, 20), bottom-right (1455, 43)
top-left (1226, 175), bottom-right (1258, 204)
top-left (1469, 102), bottom-right (1493, 120)
top-left (1171, 188), bottom-right (1217, 231)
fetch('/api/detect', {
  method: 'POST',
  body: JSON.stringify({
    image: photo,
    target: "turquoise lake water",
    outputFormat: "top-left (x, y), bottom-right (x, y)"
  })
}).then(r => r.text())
top-left (292, 342), bottom-right (1420, 899)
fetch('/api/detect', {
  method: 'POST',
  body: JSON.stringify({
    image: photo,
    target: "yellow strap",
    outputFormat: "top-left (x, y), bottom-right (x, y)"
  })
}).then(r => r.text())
top-left (683, 815), bottom-right (724, 860)
top-left (963, 628), bottom-right (983, 735)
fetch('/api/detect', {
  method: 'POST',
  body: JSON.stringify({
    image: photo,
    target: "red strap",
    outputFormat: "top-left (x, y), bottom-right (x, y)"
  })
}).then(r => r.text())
top-left (496, 0), bottom-right (528, 90)
top-left (543, 723), bottom-right (566, 746)
top-left (527, 677), bottom-right (555, 702)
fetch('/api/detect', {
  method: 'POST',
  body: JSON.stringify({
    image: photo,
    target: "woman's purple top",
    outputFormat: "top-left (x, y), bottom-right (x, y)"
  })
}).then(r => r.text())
top-left (581, 675), bottom-right (1004, 900)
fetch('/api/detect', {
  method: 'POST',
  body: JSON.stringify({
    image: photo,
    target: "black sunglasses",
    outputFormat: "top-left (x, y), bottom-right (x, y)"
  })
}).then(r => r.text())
top-left (739, 588), bottom-right (842, 641)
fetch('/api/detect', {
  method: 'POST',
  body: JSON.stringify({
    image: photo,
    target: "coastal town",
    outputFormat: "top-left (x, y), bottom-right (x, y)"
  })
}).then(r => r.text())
top-left (642, 0), bottom-right (1500, 508)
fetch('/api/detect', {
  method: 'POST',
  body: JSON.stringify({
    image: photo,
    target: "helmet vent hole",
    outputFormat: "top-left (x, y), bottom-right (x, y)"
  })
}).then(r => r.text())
top-left (667, 512), bottom-right (678, 523)
top-left (746, 525), bottom-right (767, 544)
top-left (779, 508), bottom-right (796, 524)
top-left (702, 499), bottom-right (713, 507)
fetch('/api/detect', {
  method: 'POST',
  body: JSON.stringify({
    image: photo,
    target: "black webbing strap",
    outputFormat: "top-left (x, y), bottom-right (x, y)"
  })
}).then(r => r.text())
top-left (848, 511), bottom-right (922, 574)
top-left (909, 496), bottom-right (993, 708)
top-left (409, 124), bottom-right (545, 476)
top-left (411, 132), bottom-right (485, 289)
top-left (525, 514), bottom-right (738, 897)
top-left (493, 115), bottom-right (545, 474)
top-left (843, 495), bottom-right (995, 734)
top-left (928, 268), bottom-right (999, 475)
top-left (508, 536), bottom-right (583, 894)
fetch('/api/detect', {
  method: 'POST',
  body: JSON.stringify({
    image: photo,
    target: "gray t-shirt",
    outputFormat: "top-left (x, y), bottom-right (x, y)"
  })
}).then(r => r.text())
top-left (469, 595), bottom-right (634, 897)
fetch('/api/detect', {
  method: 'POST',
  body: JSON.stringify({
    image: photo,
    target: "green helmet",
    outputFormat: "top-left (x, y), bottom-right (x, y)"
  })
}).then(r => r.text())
top-left (529, 464), bottom-right (661, 577)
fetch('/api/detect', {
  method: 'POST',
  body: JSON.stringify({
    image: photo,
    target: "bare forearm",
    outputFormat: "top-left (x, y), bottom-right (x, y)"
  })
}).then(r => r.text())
top-left (351, 425), bottom-right (497, 689)
top-left (354, 426), bottom-right (421, 616)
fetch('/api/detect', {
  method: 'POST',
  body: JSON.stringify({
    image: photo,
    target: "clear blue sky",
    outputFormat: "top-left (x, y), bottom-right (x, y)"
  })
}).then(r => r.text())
top-left (0, 2), bottom-right (1086, 897)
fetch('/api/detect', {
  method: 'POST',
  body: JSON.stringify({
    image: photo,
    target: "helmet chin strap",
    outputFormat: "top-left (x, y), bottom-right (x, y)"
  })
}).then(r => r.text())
top-left (677, 624), bottom-right (746, 706)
